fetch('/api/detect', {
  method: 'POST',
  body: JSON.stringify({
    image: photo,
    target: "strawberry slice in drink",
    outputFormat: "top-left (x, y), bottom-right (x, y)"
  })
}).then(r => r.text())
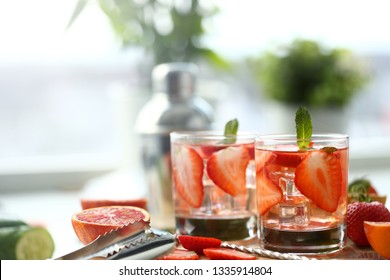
top-left (198, 145), bottom-right (219, 158)
top-left (172, 147), bottom-right (204, 208)
top-left (202, 143), bottom-right (254, 160)
top-left (206, 146), bottom-right (250, 196)
top-left (256, 168), bottom-right (283, 215)
top-left (244, 143), bottom-right (255, 160)
top-left (255, 150), bottom-right (277, 172)
top-left (294, 150), bottom-right (342, 213)
top-left (273, 151), bottom-right (305, 168)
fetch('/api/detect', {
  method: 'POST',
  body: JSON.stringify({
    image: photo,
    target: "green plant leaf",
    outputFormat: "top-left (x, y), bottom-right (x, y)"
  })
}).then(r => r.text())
top-left (65, 0), bottom-right (231, 70)
top-left (199, 48), bottom-right (232, 71)
top-left (66, 0), bottom-right (89, 30)
top-left (250, 39), bottom-right (370, 107)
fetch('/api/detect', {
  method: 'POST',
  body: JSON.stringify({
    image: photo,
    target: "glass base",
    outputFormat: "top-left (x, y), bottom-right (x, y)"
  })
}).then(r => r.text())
top-left (176, 215), bottom-right (257, 241)
top-left (259, 224), bottom-right (347, 255)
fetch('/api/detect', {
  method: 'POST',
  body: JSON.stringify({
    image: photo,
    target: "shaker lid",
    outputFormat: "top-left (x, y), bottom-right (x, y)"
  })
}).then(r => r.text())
top-left (152, 62), bottom-right (198, 100)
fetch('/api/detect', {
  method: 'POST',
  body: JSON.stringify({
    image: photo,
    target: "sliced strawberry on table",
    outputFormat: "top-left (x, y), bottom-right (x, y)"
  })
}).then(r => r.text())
top-left (206, 146), bottom-right (250, 196)
top-left (203, 248), bottom-right (256, 260)
top-left (156, 249), bottom-right (199, 260)
top-left (177, 235), bottom-right (222, 254)
top-left (256, 168), bottom-right (283, 215)
top-left (172, 147), bottom-right (204, 208)
top-left (294, 150), bottom-right (342, 213)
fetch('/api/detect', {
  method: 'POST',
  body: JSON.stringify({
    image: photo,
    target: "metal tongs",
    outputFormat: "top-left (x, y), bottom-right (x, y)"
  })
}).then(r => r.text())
top-left (55, 226), bottom-right (311, 260)
top-left (55, 227), bottom-right (176, 260)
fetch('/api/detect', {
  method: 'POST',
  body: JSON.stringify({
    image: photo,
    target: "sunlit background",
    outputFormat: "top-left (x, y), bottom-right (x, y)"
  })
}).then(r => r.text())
top-left (1, 0), bottom-right (390, 257)
top-left (1, 0), bottom-right (389, 191)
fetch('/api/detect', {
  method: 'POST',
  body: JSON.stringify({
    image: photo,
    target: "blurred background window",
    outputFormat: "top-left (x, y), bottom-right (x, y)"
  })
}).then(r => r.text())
top-left (1, 0), bottom-right (389, 191)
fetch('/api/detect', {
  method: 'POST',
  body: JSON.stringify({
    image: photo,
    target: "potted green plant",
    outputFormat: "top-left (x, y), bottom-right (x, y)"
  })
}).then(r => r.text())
top-left (247, 39), bottom-right (370, 133)
top-left (68, 0), bottom-right (229, 69)
top-left (68, 0), bottom-right (230, 120)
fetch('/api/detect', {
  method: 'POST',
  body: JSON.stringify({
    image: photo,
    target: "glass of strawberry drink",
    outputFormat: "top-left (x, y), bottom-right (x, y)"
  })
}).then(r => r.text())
top-left (256, 133), bottom-right (349, 254)
top-left (170, 131), bottom-right (257, 241)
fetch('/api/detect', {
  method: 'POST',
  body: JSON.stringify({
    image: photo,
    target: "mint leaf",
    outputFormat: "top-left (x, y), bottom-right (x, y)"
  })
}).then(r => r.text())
top-left (223, 118), bottom-right (239, 143)
top-left (224, 118), bottom-right (239, 136)
top-left (295, 106), bottom-right (312, 149)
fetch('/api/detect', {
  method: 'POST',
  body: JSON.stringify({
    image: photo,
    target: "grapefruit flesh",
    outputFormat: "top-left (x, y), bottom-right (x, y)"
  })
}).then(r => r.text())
top-left (71, 206), bottom-right (150, 245)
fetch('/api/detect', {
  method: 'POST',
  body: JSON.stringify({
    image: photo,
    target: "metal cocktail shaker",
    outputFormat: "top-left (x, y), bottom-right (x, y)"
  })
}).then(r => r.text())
top-left (135, 62), bottom-right (214, 231)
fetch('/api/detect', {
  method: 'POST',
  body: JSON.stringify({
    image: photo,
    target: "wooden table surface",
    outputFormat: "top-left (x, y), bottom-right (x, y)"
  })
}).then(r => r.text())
top-left (221, 238), bottom-right (386, 260)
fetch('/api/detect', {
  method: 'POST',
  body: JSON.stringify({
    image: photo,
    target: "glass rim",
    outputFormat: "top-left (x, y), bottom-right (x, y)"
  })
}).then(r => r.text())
top-left (170, 130), bottom-right (256, 140)
top-left (255, 133), bottom-right (349, 142)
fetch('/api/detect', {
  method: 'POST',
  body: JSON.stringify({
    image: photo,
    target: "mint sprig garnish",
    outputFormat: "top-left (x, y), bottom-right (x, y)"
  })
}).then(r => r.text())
top-left (295, 106), bottom-right (312, 149)
top-left (223, 118), bottom-right (239, 144)
top-left (224, 118), bottom-right (239, 136)
top-left (348, 178), bottom-right (373, 202)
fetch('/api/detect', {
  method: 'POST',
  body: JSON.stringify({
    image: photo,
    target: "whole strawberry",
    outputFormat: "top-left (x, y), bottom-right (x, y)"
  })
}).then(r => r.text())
top-left (347, 201), bottom-right (390, 246)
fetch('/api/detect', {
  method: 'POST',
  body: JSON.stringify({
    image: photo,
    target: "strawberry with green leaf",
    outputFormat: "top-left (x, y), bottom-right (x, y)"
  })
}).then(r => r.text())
top-left (346, 178), bottom-right (390, 246)
top-left (347, 201), bottom-right (390, 246)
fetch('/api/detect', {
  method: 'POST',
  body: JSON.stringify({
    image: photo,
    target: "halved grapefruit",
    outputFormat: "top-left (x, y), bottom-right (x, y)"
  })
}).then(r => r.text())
top-left (71, 206), bottom-right (150, 245)
top-left (364, 221), bottom-right (390, 259)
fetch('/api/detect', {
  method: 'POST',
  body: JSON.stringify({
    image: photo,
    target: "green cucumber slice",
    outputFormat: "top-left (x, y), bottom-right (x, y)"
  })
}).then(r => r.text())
top-left (0, 226), bottom-right (55, 260)
top-left (0, 220), bottom-right (28, 228)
